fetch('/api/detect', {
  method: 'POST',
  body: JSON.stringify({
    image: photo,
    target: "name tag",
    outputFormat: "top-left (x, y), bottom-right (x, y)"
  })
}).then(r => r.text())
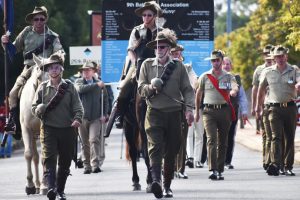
top-left (219, 82), bottom-right (231, 90)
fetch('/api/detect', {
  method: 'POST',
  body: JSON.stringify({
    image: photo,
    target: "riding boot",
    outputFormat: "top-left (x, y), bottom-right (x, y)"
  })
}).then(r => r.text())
top-left (163, 164), bottom-right (174, 198)
top-left (45, 168), bottom-right (57, 200)
top-left (56, 168), bottom-right (70, 200)
top-left (115, 97), bottom-right (128, 129)
top-left (151, 165), bottom-right (163, 199)
top-left (4, 107), bottom-right (17, 132)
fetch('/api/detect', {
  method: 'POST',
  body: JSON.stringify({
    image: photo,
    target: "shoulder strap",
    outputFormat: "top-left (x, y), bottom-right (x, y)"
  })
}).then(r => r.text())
top-left (206, 74), bottom-right (236, 121)
top-left (44, 82), bottom-right (69, 114)
top-left (24, 34), bottom-right (57, 60)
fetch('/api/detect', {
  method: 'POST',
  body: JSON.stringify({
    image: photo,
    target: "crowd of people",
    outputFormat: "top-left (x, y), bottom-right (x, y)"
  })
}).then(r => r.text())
top-left (1, 1), bottom-right (299, 200)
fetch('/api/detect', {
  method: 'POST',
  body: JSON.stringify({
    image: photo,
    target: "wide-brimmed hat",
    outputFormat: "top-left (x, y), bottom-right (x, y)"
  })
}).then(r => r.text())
top-left (25, 6), bottom-right (48, 23)
top-left (261, 44), bottom-right (273, 54)
top-left (272, 45), bottom-right (289, 56)
top-left (135, 1), bottom-right (162, 17)
top-left (33, 50), bottom-right (65, 71)
top-left (170, 44), bottom-right (184, 52)
top-left (146, 28), bottom-right (177, 49)
top-left (204, 49), bottom-right (225, 60)
top-left (79, 61), bottom-right (97, 71)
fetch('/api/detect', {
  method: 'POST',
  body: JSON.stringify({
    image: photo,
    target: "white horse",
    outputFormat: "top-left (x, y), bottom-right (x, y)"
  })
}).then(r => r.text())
top-left (19, 58), bottom-right (48, 195)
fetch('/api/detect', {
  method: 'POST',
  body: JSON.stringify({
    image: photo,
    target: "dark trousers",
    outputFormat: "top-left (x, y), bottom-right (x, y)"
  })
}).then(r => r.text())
top-left (225, 119), bottom-right (237, 165)
top-left (176, 119), bottom-right (188, 173)
top-left (200, 130), bottom-right (207, 164)
top-left (145, 108), bottom-right (182, 167)
top-left (41, 125), bottom-right (76, 170)
top-left (268, 105), bottom-right (297, 170)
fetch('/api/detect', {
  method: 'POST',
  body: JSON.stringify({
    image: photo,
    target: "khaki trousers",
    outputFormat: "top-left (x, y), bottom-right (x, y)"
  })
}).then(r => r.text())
top-left (9, 66), bottom-right (33, 108)
top-left (203, 106), bottom-right (231, 173)
top-left (79, 118), bottom-right (103, 170)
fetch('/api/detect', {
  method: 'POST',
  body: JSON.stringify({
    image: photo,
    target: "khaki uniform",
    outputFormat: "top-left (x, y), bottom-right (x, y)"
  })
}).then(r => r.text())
top-left (198, 69), bottom-right (237, 173)
top-left (259, 63), bottom-right (300, 170)
top-left (10, 26), bottom-right (63, 108)
top-left (32, 79), bottom-right (83, 170)
top-left (252, 63), bottom-right (272, 166)
top-left (138, 58), bottom-right (194, 183)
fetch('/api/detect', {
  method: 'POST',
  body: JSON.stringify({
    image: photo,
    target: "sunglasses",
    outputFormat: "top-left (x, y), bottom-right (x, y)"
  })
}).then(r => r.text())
top-left (211, 59), bottom-right (220, 63)
top-left (142, 14), bottom-right (153, 17)
top-left (33, 18), bottom-right (46, 22)
top-left (155, 46), bottom-right (169, 50)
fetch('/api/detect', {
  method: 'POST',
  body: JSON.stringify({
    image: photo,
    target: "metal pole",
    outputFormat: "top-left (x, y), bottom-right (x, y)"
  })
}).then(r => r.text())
top-left (1, 0), bottom-right (9, 147)
top-left (227, 0), bottom-right (232, 47)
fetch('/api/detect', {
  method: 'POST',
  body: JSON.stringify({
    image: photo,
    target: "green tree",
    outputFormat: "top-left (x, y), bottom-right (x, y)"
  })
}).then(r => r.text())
top-left (215, 0), bottom-right (300, 89)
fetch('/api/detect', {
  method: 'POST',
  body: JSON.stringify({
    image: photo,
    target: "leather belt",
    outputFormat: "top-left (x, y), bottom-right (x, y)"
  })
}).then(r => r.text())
top-left (204, 104), bottom-right (228, 109)
top-left (268, 101), bottom-right (295, 108)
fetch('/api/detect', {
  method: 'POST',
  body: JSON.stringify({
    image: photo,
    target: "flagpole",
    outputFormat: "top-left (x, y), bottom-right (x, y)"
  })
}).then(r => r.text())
top-left (1, 0), bottom-right (10, 147)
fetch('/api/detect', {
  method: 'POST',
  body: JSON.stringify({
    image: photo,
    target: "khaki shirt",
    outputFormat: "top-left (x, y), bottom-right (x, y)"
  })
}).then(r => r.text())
top-left (259, 63), bottom-right (300, 103)
top-left (252, 64), bottom-right (267, 86)
top-left (198, 69), bottom-right (237, 104)
top-left (32, 79), bottom-right (83, 128)
top-left (14, 26), bottom-right (63, 66)
top-left (138, 57), bottom-right (195, 112)
top-left (253, 63), bottom-right (271, 104)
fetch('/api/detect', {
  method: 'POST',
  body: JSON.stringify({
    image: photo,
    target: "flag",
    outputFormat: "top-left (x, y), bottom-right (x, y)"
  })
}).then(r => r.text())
top-left (0, 0), bottom-right (15, 61)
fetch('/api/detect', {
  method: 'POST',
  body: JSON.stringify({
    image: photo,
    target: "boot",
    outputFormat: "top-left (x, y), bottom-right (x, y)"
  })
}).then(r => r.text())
top-left (151, 165), bottom-right (163, 199)
top-left (45, 168), bottom-right (57, 200)
top-left (56, 168), bottom-right (70, 200)
top-left (4, 107), bottom-right (17, 132)
top-left (115, 98), bottom-right (128, 129)
top-left (163, 164), bottom-right (174, 198)
top-left (4, 107), bottom-right (21, 140)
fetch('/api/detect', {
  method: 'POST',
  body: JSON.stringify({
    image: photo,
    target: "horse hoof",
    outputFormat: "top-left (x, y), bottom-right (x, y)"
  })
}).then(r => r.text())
top-left (40, 188), bottom-right (48, 195)
top-left (35, 188), bottom-right (40, 194)
top-left (132, 183), bottom-right (141, 191)
top-left (25, 186), bottom-right (36, 195)
top-left (146, 183), bottom-right (152, 193)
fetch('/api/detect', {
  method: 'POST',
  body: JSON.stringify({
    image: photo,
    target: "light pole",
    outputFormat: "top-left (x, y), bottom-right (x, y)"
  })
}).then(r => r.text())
top-left (226, 0), bottom-right (232, 47)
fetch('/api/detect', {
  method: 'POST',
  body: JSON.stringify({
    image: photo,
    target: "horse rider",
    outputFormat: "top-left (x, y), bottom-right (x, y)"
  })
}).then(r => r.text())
top-left (256, 45), bottom-right (300, 176)
top-left (107, 1), bottom-right (163, 133)
top-left (1, 6), bottom-right (64, 138)
top-left (138, 28), bottom-right (195, 199)
top-left (194, 50), bottom-right (238, 181)
top-left (32, 51), bottom-right (83, 200)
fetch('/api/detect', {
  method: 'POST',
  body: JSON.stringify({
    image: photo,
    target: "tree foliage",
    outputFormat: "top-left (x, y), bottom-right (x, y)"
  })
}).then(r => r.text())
top-left (215, 0), bottom-right (300, 89)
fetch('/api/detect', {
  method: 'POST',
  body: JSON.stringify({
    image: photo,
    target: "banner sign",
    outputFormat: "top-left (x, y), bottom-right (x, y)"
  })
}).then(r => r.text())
top-left (69, 46), bottom-right (101, 65)
top-left (102, 0), bottom-right (214, 83)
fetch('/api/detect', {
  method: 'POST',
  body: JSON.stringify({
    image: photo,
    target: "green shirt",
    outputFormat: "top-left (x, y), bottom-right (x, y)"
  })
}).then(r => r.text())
top-left (138, 57), bottom-right (195, 112)
top-left (32, 79), bottom-right (83, 128)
